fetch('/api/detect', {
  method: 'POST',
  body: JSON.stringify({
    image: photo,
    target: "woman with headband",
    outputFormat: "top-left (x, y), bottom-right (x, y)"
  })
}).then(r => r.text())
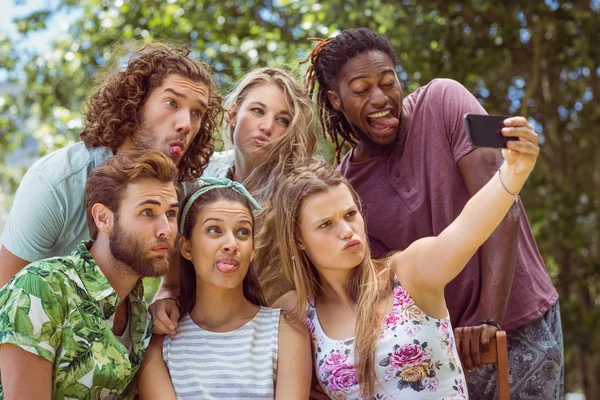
top-left (136, 179), bottom-right (311, 399)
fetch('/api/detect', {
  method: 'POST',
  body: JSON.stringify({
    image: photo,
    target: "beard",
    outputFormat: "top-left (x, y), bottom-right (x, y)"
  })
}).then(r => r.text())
top-left (109, 219), bottom-right (173, 278)
top-left (131, 117), bottom-right (187, 164)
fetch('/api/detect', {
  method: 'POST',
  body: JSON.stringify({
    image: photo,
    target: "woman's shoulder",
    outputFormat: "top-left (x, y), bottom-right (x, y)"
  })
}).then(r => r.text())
top-left (271, 290), bottom-right (299, 311)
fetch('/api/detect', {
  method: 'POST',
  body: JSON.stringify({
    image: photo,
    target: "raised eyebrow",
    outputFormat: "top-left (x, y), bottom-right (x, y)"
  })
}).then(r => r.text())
top-left (202, 217), bottom-right (224, 224)
top-left (135, 199), bottom-right (162, 208)
top-left (247, 101), bottom-right (267, 109)
top-left (164, 88), bottom-right (207, 112)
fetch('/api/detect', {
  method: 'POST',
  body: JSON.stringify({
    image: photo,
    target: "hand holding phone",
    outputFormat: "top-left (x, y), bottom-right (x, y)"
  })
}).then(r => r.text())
top-left (464, 114), bottom-right (517, 148)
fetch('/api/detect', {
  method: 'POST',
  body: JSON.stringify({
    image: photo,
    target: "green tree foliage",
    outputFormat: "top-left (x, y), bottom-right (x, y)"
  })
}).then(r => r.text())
top-left (1, 0), bottom-right (599, 396)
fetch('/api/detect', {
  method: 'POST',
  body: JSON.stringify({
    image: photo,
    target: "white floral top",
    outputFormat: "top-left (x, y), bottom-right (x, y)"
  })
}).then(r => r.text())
top-left (308, 279), bottom-right (468, 399)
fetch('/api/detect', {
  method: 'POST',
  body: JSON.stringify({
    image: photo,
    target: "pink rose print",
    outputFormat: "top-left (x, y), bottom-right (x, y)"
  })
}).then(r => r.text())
top-left (322, 351), bottom-right (350, 372)
top-left (327, 364), bottom-right (358, 392)
top-left (390, 343), bottom-right (425, 368)
top-left (393, 285), bottom-right (411, 307)
top-left (382, 312), bottom-right (401, 330)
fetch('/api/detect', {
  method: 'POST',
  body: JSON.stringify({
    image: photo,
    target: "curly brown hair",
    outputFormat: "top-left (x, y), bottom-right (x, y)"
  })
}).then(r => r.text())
top-left (80, 43), bottom-right (223, 182)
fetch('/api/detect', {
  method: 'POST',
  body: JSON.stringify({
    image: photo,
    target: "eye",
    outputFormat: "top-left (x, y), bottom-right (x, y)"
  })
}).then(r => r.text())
top-left (207, 226), bottom-right (221, 234)
top-left (191, 109), bottom-right (203, 119)
top-left (382, 81), bottom-right (396, 87)
top-left (140, 209), bottom-right (153, 217)
top-left (236, 228), bottom-right (251, 237)
top-left (277, 116), bottom-right (290, 127)
top-left (345, 210), bottom-right (357, 219)
top-left (165, 99), bottom-right (177, 108)
top-left (251, 107), bottom-right (265, 115)
top-left (166, 210), bottom-right (178, 219)
top-left (318, 221), bottom-right (331, 229)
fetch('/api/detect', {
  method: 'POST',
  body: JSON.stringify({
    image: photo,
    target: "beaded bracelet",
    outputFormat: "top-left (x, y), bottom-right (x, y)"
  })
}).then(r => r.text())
top-left (497, 159), bottom-right (519, 202)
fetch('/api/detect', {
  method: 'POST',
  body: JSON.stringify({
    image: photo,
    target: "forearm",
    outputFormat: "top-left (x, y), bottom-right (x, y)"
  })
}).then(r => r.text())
top-left (477, 203), bottom-right (520, 325)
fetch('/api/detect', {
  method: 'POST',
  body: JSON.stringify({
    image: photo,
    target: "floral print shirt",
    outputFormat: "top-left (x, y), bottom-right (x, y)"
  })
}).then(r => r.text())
top-left (308, 279), bottom-right (468, 399)
top-left (0, 241), bottom-right (152, 399)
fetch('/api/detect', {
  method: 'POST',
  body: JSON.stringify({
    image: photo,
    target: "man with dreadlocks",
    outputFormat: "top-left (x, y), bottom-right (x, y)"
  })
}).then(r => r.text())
top-left (303, 27), bottom-right (562, 399)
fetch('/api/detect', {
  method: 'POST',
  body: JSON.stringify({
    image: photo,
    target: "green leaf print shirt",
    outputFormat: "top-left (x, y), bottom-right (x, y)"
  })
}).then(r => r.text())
top-left (0, 241), bottom-right (152, 399)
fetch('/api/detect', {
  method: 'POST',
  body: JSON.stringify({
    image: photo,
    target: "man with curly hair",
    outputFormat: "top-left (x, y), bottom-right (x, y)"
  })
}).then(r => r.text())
top-left (0, 43), bottom-right (222, 287)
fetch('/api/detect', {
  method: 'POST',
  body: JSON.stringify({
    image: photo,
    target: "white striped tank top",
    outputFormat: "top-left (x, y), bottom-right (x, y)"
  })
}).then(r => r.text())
top-left (162, 306), bottom-right (281, 399)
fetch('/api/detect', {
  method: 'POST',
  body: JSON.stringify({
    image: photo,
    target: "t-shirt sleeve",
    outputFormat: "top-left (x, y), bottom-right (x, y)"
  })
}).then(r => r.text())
top-left (0, 271), bottom-right (65, 363)
top-left (434, 79), bottom-right (488, 163)
top-left (1, 169), bottom-right (66, 262)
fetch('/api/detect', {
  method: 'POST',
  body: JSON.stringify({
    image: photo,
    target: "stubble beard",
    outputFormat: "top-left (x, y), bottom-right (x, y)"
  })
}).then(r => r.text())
top-left (109, 218), bottom-right (173, 279)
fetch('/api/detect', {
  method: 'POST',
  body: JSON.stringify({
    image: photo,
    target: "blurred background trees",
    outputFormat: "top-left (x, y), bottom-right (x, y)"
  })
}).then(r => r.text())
top-left (1, 0), bottom-right (598, 396)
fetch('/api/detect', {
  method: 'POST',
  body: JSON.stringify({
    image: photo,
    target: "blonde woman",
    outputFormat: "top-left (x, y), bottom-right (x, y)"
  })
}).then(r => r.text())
top-left (261, 122), bottom-right (539, 399)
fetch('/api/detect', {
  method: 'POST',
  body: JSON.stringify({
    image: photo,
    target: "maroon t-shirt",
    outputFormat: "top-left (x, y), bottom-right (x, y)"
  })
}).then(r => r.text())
top-left (338, 78), bottom-right (558, 330)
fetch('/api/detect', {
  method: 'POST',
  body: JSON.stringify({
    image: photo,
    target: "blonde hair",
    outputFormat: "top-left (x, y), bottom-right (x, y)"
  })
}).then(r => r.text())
top-left (254, 158), bottom-right (394, 398)
top-left (223, 67), bottom-right (317, 204)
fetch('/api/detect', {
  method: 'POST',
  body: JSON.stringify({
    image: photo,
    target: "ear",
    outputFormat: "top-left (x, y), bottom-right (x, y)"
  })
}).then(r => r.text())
top-left (179, 236), bottom-right (193, 261)
top-left (91, 203), bottom-right (114, 235)
top-left (228, 102), bottom-right (238, 128)
top-left (297, 237), bottom-right (306, 251)
top-left (250, 249), bottom-right (255, 263)
top-left (327, 90), bottom-right (342, 111)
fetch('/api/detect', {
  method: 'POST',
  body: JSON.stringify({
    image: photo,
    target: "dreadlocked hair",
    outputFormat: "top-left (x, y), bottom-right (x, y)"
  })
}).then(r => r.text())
top-left (301, 28), bottom-right (397, 163)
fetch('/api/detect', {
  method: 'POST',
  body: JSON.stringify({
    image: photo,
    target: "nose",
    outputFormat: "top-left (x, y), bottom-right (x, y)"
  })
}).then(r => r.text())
top-left (174, 110), bottom-right (192, 136)
top-left (338, 220), bottom-right (354, 240)
top-left (259, 118), bottom-right (274, 136)
top-left (156, 215), bottom-right (175, 239)
top-left (221, 232), bottom-right (239, 254)
top-left (371, 86), bottom-right (389, 108)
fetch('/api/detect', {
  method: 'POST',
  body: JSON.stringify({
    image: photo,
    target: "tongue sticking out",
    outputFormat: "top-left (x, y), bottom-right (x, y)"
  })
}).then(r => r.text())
top-left (367, 115), bottom-right (400, 130)
top-left (216, 260), bottom-right (237, 274)
top-left (169, 145), bottom-right (183, 158)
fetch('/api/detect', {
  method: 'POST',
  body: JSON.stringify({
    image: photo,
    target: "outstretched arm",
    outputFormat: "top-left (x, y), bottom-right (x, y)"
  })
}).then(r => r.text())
top-left (136, 335), bottom-right (177, 400)
top-left (454, 147), bottom-right (520, 371)
top-left (398, 117), bottom-right (538, 299)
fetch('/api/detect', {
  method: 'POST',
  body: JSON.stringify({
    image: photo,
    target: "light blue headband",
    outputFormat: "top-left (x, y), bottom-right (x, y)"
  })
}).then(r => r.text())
top-left (179, 177), bottom-right (262, 235)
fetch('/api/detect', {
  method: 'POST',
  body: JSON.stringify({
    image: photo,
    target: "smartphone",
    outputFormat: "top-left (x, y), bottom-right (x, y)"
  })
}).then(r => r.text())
top-left (464, 114), bottom-right (516, 148)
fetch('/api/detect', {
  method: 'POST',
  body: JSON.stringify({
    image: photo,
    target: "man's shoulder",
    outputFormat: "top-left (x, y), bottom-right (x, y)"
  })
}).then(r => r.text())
top-left (405, 78), bottom-right (468, 104)
top-left (3, 253), bottom-right (90, 301)
top-left (25, 142), bottom-right (112, 186)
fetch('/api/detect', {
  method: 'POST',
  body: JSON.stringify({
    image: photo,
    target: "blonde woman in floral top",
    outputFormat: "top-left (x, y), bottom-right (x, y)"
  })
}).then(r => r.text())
top-left (263, 119), bottom-right (540, 399)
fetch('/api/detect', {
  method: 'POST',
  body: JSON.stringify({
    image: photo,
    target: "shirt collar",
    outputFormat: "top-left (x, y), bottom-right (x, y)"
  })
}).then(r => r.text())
top-left (70, 240), bottom-right (146, 317)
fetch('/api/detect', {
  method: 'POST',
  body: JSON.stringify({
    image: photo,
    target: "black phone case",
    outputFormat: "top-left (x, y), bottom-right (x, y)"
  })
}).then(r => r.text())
top-left (464, 114), bottom-right (515, 148)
